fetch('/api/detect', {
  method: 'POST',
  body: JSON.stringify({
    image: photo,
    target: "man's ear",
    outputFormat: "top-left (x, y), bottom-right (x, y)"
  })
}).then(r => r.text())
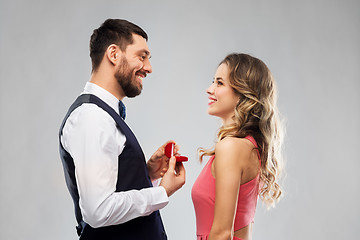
top-left (105, 44), bottom-right (120, 65)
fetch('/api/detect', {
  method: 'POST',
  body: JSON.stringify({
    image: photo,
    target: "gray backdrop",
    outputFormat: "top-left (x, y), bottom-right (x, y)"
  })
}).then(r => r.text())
top-left (1, 0), bottom-right (359, 239)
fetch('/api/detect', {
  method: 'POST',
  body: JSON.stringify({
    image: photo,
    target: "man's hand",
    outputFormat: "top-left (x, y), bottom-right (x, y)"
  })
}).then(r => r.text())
top-left (147, 140), bottom-right (179, 181)
top-left (160, 156), bottom-right (186, 197)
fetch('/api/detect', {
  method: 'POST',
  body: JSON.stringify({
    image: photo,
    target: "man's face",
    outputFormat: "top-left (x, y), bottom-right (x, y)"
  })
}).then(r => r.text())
top-left (115, 34), bottom-right (152, 98)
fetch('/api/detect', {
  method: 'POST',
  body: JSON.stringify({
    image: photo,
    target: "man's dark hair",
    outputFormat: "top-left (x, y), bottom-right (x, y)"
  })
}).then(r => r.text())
top-left (89, 19), bottom-right (148, 72)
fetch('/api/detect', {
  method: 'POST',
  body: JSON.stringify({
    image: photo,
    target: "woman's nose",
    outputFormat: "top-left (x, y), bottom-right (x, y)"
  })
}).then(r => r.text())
top-left (206, 83), bottom-right (215, 95)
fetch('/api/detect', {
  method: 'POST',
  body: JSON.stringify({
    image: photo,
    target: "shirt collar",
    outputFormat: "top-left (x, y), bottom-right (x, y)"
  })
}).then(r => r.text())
top-left (82, 82), bottom-right (120, 115)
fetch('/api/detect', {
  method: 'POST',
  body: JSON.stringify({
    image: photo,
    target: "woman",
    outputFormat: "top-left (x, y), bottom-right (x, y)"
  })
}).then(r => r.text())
top-left (191, 53), bottom-right (284, 240)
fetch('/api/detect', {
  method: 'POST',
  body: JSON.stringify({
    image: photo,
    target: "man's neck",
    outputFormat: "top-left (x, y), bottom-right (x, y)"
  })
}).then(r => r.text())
top-left (90, 72), bottom-right (125, 101)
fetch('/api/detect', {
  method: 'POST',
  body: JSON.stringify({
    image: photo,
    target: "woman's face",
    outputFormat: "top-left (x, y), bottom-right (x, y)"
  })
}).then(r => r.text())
top-left (206, 63), bottom-right (240, 124)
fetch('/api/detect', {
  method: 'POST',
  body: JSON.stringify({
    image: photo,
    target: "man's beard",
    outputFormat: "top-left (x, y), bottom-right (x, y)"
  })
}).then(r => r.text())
top-left (115, 57), bottom-right (142, 98)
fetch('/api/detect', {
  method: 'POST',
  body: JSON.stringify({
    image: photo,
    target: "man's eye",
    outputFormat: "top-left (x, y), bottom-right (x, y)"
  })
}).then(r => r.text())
top-left (140, 55), bottom-right (146, 60)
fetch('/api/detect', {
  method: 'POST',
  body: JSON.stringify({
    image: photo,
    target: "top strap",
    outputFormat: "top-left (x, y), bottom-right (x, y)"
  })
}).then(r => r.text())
top-left (244, 135), bottom-right (261, 163)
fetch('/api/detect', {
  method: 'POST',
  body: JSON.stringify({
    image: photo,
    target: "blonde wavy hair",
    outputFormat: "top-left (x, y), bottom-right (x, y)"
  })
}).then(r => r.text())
top-left (200, 53), bottom-right (284, 208)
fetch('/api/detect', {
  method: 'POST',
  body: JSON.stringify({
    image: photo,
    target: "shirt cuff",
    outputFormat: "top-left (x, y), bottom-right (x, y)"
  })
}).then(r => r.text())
top-left (152, 178), bottom-right (161, 187)
top-left (148, 186), bottom-right (169, 211)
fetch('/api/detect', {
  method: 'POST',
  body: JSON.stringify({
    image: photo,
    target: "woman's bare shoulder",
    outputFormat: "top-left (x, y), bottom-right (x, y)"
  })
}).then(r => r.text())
top-left (215, 137), bottom-right (254, 157)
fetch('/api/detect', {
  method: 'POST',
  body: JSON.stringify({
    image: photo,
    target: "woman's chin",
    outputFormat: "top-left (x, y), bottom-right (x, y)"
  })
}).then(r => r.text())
top-left (207, 110), bottom-right (218, 117)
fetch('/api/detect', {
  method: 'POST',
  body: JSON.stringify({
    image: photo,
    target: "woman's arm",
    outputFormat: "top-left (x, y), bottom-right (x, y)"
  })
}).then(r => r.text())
top-left (208, 137), bottom-right (252, 240)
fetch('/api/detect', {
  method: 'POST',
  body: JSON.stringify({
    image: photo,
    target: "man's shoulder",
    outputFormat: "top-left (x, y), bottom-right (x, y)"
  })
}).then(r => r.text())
top-left (66, 102), bottom-right (115, 127)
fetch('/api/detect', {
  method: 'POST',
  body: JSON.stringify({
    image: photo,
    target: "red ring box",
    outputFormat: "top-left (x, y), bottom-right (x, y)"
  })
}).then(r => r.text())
top-left (164, 143), bottom-right (188, 162)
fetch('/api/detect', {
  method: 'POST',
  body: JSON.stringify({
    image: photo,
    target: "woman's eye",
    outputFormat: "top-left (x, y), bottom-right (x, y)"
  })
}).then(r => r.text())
top-left (217, 81), bottom-right (223, 86)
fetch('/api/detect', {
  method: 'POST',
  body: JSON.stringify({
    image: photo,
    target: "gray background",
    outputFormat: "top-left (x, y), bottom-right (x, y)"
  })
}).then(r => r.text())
top-left (0, 0), bottom-right (359, 239)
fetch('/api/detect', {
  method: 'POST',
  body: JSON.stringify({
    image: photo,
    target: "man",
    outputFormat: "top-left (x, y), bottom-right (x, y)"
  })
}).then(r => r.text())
top-left (59, 19), bottom-right (185, 240)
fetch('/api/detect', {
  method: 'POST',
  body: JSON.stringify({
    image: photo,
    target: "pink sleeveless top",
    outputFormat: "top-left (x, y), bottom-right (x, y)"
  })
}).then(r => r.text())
top-left (191, 136), bottom-right (261, 240)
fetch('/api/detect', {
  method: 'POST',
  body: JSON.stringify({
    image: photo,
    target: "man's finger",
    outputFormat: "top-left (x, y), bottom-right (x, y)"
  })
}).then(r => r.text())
top-left (167, 156), bottom-right (176, 173)
top-left (176, 162), bottom-right (185, 176)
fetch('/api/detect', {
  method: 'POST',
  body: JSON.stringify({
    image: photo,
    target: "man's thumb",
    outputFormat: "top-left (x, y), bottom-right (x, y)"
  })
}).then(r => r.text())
top-left (168, 156), bottom-right (176, 172)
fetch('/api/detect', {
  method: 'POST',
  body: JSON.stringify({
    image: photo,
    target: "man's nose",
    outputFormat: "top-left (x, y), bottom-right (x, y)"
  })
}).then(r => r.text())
top-left (143, 59), bottom-right (152, 73)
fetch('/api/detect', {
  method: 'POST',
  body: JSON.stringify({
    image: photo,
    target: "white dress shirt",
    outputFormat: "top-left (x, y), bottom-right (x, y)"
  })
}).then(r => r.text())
top-left (61, 82), bottom-right (169, 228)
